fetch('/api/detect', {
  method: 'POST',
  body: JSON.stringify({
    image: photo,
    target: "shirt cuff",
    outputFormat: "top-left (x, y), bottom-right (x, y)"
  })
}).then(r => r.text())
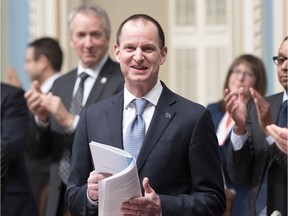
top-left (35, 115), bottom-right (49, 128)
top-left (266, 135), bottom-right (275, 145)
top-left (231, 128), bottom-right (249, 151)
top-left (66, 115), bottom-right (80, 133)
top-left (86, 189), bottom-right (98, 207)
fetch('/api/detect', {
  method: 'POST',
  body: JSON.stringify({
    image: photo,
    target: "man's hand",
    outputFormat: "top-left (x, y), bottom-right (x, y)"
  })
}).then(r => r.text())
top-left (266, 124), bottom-right (288, 154)
top-left (121, 177), bottom-right (161, 216)
top-left (87, 171), bottom-right (112, 201)
top-left (41, 92), bottom-right (75, 128)
top-left (5, 66), bottom-right (22, 88)
top-left (224, 87), bottom-right (247, 135)
top-left (250, 87), bottom-right (272, 135)
top-left (25, 80), bottom-right (49, 122)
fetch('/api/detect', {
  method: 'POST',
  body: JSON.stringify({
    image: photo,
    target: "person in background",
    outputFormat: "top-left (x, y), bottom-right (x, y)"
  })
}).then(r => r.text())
top-left (24, 3), bottom-right (124, 216)
top-left (225, 36), bottom-right (287, 216)
top-left (26, 37), bottom-right (63, 215)
top-left (66, 13), bottom-right (226, 216)
top-left (5, 37), bottom-right (62, 91)
top-left (5, 37), bottom-right (63, 216)
top-left (207, 54), bottom-right (267, 216)
top-left (1, 82), bottom-right (38, 216)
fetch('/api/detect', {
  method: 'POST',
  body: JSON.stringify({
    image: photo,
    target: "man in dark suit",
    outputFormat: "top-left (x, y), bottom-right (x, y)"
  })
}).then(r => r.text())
top-left (25, 3), bottom-right (124, 216)
top-left (1, 83), bottom-right (38, 216)
top-left (66, 14), bottom-right (226, 216)
top-left (225, 36), bottom-right (287, 216)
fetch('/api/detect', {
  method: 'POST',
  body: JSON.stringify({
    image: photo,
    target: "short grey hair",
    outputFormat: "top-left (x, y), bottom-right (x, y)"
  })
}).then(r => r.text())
top-left (68, 3), bottom-right (111, 38)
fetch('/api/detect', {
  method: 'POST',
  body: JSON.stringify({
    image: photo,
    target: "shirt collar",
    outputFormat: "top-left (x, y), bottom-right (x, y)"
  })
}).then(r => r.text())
top-left (283, 91), bottom-right (288, 102)
top-left (41, 73), bottom-right (62, 94)
top-left (77, 54), bottom-right (108, 79)
top-left (124, 79), bottom-right (163, 109)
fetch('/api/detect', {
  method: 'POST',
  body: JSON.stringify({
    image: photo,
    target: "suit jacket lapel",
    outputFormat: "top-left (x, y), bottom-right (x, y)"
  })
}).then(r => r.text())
top-left (269, 93), bottom-right (283, 124)
top-left (137, 85), bottom-right (176, 171)
top-left (59, 69), bottom-right (77, 109)
top-left (86, 58), bottom-right (113, 105)
top-left (105, 92), bottom-right (124, 150)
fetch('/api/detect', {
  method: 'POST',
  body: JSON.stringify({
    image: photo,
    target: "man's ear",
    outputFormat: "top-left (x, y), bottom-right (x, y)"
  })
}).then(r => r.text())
top-left (37, 55), bottom-right (49, 70)
top-left (160, 47), bottom-right (168, 65)
top-left (113, 43), bottom-right (121, 63)
top-left (69, 35), bottom-right (75, 49)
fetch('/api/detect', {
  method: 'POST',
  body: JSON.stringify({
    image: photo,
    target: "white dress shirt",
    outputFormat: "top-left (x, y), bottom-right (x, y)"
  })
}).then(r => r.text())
top-left (68, 54), bottom-right (108, 132)
top-left (122, 79), bottom-right (163, 143)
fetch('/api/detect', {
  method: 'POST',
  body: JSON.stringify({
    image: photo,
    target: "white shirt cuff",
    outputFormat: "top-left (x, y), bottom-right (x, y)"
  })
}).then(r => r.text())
top-left (231, 128), bottom-right (249, 151)
top-left (35, 115), bottom-right (49, 128)
top-left (66, 115), bottom-right (80, 133)
top-left (265, 135), bottom-right (275, 145)
top-left (86, 189), bottom-right (98, 206)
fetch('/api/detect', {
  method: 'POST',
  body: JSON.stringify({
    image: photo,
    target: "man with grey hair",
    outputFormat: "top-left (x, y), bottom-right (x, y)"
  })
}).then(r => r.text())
top-left (25, 3), bottom-right (124, 216)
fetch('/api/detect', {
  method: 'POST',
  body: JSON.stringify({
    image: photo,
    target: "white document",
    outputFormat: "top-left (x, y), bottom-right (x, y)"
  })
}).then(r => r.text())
top-left (89, 141), bottom-right (142, 216)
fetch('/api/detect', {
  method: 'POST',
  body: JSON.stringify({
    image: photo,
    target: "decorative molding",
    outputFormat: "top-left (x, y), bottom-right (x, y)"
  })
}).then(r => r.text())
top-left (28, 0), bottom-right (39, 40)
top-left (253, 0), bottom-right (263, 57)
top-left (28, 0), bottom-right (58, 39)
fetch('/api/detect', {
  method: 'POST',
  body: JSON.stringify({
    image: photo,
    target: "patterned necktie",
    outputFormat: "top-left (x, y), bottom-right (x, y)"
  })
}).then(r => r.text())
top-left (58, 72), bottom-right (89, 184)
top-left (124, 98), bottom-right (148, 159)
top-left (70, 72), bottom-right (90, 115)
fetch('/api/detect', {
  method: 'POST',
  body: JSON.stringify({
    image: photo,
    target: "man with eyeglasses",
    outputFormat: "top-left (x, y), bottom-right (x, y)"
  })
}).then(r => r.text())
top-left (224, 36), bottom-right (287, 216)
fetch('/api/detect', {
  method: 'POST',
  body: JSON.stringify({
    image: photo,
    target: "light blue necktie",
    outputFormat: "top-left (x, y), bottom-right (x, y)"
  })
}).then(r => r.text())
top-left (58, 72), bottom-right (89, 184)
top-left (124, 98), bottom-right (148, 159)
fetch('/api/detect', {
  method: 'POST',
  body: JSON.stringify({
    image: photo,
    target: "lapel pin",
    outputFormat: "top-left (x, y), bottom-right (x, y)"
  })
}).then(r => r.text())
top-left (165, 112), bottom-right (171, 119)
top-left (100, 77), bottom-right (107, 84)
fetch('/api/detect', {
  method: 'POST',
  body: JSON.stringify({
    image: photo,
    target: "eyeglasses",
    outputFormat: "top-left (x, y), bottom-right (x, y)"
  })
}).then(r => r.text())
top-left (273, 56), bottom-right (288, 66)
top-left (231, 69), bottom-right (255, 78)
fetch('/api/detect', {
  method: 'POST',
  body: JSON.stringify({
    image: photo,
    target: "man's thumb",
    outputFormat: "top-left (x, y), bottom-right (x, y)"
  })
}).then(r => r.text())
top-left (143, 177), bottom-right (153, 194)
top-left (32, 80), bottom-right (42, 93)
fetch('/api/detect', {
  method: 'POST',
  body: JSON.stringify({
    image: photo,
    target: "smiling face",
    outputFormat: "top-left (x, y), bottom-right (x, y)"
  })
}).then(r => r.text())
top-left (114, 19), bottom-right (167, 96)
top-left (69, 13), bottom-right (109, 68)
top-left (277, 39), bottom-right (288, 91)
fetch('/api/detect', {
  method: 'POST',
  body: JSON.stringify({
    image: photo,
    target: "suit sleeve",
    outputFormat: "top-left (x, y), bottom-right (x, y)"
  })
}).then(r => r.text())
top-left (26, 115), bottom-right (53, 158)
top-left (66, 107), bottom-right (97, 216)
top-left (159, 109), bottom-right (226, 216)
top-left (1, 87), bottom-right (29, 160)
top-left (226, 103), bottom-right (255, 185)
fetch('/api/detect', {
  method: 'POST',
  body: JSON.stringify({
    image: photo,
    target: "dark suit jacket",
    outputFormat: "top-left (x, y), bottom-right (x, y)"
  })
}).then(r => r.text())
top-left (207, 101), bottom-right (248, 216)
top-left (66, 82), bottom-right (226, 216)
top-left (1, 83), bottom-right (38, 216)
top-left (227, 92), bottom-right (287, 216)
top-left (1, 149), bottom-right (9, 199)
top-left (27, 57), bottom-right (124, 216)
